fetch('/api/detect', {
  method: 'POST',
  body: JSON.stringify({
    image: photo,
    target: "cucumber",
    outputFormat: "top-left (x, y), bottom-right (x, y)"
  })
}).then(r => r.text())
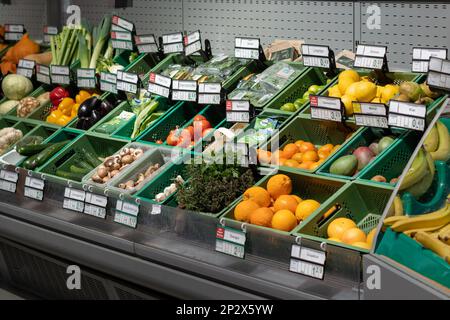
top-left (56, 169), bottom-right (85, 181)
top-left (69, 165), bottom-right (90, 175)
top-left (35, 140), bottom-right (70, 167)
top-left (78, 161), bottom-right (94, 171)
top-left (23, 153), bottom-right (40, 170)
top-left (82, 148), bottom-right (102, 167)
top-left (17, 143), bottom-right (55, 156)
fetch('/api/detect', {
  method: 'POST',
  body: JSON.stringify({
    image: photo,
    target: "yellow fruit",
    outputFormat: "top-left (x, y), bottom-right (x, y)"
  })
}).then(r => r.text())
top-left (341, 227), bottom-right (367, 244)
top-left (298, 161), bottom-right (314, 170)
top-left (258, 150), bottom-right (272, 164)
top-left (271, 210), bottom-right (297, 231)
top-left (295, 199), bottom-right (321, 221)
top-left (367, 228), bottom-right (377, 246)
top-left (381, 84), bottom-right (399, 104)
top-left (327, 217), bottom-right (357, 239)
top-left (283, 143), bottom-right (299, 159)
top-left (351, 242), bottom-right (371, 250)
top-left (356, 81), bottom-right (377, 102)
top-left (308, 161), bottom-right (322, 171)
top-left (243, 186), bottom-right (271, 207)
top-left (341, 94), bottom-right (356, 116)
top-left (376, 86), bottom-right (383, 98)
top-left (301, 150), bottom-right (319, 162)
top-left (360, 76), bottom-right (372, 82)
top-left (291, 153), bottom-right (303, 163)
top-left (274, 195), bottom-right (299, 213)
top-left (328, 237), bottom-right (342, 243)
top-left (371, 97), bottom-right (381, 103)
top-left (345, 82), bottom-right (361, 98)
top-left (291, 195), bottom-right (303, 204)
top-left (294, 140), bottom-right (305, 149)
top-left (250, 207), bottom-right (274, 227)
top-left (234, 200), bottom-right (260, 222)
top-left (328, 85), bottom-right (341, 98)
top-left (318, 143), bottom-right (334, 154)
top-left (298, 142), bottom-right (316, 153)
top-left (267, 174), bottom-right (293, 199)
top-left (284, 159), bottom-right (300, 168)
top-left (331, 144), bottom-right (341, 153)
top-left (318, 149), bottom-right (330, 160)
top-left (338, 77), bottom-right (356, 96)
top-left (339, 69), bottom-right (360, 83)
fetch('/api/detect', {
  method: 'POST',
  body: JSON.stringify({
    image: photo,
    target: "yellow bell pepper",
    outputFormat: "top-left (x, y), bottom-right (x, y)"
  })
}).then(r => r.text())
top-left (58, 98), bottom-right (75, 117)
top-left (56, 115), bottom-right (72, 126)
top-left (46, 109), bottom-right (63, 125)
top-left (75, 90), bottom-right (91, 105)
top-left (71, 103), bottom-right (80, 118)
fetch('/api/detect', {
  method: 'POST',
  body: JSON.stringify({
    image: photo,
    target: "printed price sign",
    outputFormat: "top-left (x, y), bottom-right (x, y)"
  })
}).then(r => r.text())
top-left (215, 225), bottom-right (246, 259)
top-left (111, 31), bottom-right (134, 50)
top-left (112, 15), bottom-right (134, 32)
top-left (172, 80), bottom-right (197, 102)
top-left (309, 95), bottom-right (343, 122)
top-left (353, 102), bottom-right (389, 129)
top-left (116, 70), bottom-right (139, 94)
top-left (354, 44), bottom-right (387, 70)
top-left (412, 47), bottom-right (447, 73)
top-left (36, 64), bottom-right (51, 85)
top-left (24, 176), bottom-right (45, 201)
top-left (4, 24), bottom-right (24, 41)
top-left (148, 72), bottom-right (171, 98)
top-left (63, 187), bottom-right (86, 212)
top-left (135, 34), bottom-right (158, 54)
top-left (0, 169), bottom-right (18, 194)
top-left (184, 30), bottom-right (202, 56)
top-left (76, 68), bottom-right (96, 88)
top-left (100, 72), bottom-right (118, 94)
top-left (44, 26), bottom-right (58, 44)
top-left (235, 37), bottom-right (260, 60)
top-left (84, 192), bottom-right (108, 219)
top-left (302, 44), bottom-right (333, 69)
top-left (50, 65), bottom-right (71, 85)
top-left (63, 198), bottom-right (85, 213)
top-left (198, 83), bottom-right (222, 105)
top-left (388, 100), bottom-right (426, 132)
top-left (226, 100), bottom-right (252, 123)
top-left (114, 200), bottom-right (139, 228)
top-left (16, 59), bottom-right (35, 78)
top-left (427, 57), bottom-right (450, 92)
top-left (162, 32), bottom-right (184, 54)
top-left (290, 244), bottom-right (326, 280)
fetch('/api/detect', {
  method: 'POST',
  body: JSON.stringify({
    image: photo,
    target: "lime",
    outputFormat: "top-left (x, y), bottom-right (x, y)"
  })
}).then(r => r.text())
top-left (308, 84), bottom-right (322, 94)
top-left (280, 103), bottom-right (296, 112)
top-left (302, 91), bottom-right (311, 99)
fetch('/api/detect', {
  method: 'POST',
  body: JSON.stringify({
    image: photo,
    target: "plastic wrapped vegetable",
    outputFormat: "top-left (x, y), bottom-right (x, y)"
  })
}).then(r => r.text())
top-left (17, 96), bottom-right (41, 117)
top-left (0, 127), bottom-right (23, 154)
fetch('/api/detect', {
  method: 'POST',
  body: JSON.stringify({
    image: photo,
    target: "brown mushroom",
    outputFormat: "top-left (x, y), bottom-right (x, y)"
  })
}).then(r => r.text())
top-left (121, 154), bottom-right (134, 165)
top-left (110, 170), bottom-right (120, 178)
top-left (97, 166), bottom-right (108, 179)
top-left (92, 174), bottom-right (103, 183)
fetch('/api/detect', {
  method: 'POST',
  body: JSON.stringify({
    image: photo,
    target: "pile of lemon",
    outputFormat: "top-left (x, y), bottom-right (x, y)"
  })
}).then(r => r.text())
top-left (327, 69), bottom-right (399, 116)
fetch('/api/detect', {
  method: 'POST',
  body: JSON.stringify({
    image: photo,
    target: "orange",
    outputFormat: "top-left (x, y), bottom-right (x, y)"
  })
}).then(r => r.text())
top-left (295, 199), bottom-right (321, 221)
top-left (318, 149), bottom-right (330, 160)
top-left (283, 143), bottom-right (299, 159)
top-left (243, 186), bottom-right (271, 207)
top-left (366, 228), bottom-right (377, 246)
top-left (302, 150), bottom-right (319, 162)
top-left (274, 195), bottom-right (299, 213)
top-left (327, 217), bottom-right (357, 239)
top-left (328, 237), bottom-right (342, 243)
top-left (341, 227), bottom-right (367, 245)
top-left (294, 140), bottom-right (305, 149)
top-left (278, 158), bottom-right (288, 166)
top-left (234, 200), bottom-right (260, 222)
top-left (266, 174), bottom-right (292, 199)
top-left (352, 242), bottom-right (371, 250)
top-left (250, 207), bottom-right (274, 227)
top-left (299, 141), bottom-right (316, 153)
top-left (331, 144), bottom-right (341, 154)
top-left (269, 206), bottom-right (275, 212)
top-left (319, 144), bottom-right (334, 154)
top-left (291, 195), bottom-right (303, 204)
top-left (308, 161), bottom-right (322, 171)
top-left (258, 150), bottom-right (272, 164)
top-left (284, 159), bottom-right (299, 168)
top-left (271, 210), bottom-right (297, 231)
top-left (298, 161), bottom-right (314, 170)
top-left (291, 153), bottom-right (303, 163)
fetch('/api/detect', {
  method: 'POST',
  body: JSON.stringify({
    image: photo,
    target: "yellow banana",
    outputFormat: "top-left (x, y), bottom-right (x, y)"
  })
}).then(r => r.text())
top-left (383, 215), bottom-right (408, 227)
top-left (399, 149), bottom-right (428, 190)
top-left (391, 204), bottom-right (450, 232)
top-left (404, 225), bottom-right (444, 237)
top-left (430, 120), bottom-right (450, 162)
top-left (404, 151), bottom-right (435, 198)
top-left (437, 223), bottom-right (450, 245)
top-left (423, 124), bottom-right (439, 153)
top-left (414, 231), bottom-right (450, 263)
top-left (394, 196), bottom-right (404, 216)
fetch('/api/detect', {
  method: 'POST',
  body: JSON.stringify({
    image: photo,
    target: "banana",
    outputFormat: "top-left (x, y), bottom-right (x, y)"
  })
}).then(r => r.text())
top-left (391, 204), bottom-right (450, 232)
top-left (405, 151), bottom-right (436, 198)
top-left (430, 120), bottom-right (450, 162)
top-left (383, 215), bottom-right (408, 227)
top-left (404, 225), bottom-right (444, 237)
top-left (394, 196), bottom-right (404, 216)
top-left (423, 124), bottom-right (439, 153)
top-left (399, 149), bottom-right (428, 190)
top-left (414, 231), bottom-right (450, 263)
top-left (437, 223), bottom-right (450, 245)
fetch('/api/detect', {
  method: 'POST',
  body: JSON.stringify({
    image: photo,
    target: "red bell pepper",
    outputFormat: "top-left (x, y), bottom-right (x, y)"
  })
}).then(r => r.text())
top-left (50, 87), bottom-right (70, 107)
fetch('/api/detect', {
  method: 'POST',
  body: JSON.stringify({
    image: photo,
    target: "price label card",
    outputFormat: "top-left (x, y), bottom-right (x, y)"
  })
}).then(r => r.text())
top-left (215, 225), bottom-right (246, 259)
top-left (63, 198), bottom-right (85, 213)
top-left (84, 204), bottom-right (107, 219)
top-left (198, 83), bottom-right (222, 105)
top-left (151, 204), bottom-right (161, 215)
top-left (116, 70), bottom-right (139, 94)
top-left (354, 44), bottom-right (387, 70)
top-left (36, 64), bottom-right (51, 85)
top-left (427, 57), bottom-right (450, 92)
top-left (24, 187), bottom-right (44, 201)
top-left (135, 34), bottom-right (159, 54)
top-left (114, 200), bottom-right (139, 228)
top-left (291, 244), bottom-right (326, 266)
top-left (5, 24), bottom-right (24, 41)
top-left (235, 37), bottom-right (260, 60)
top-left (64, 187), bottom-right (86, 202)
top-left (302, 44), bottom-right (333, 69)
top-left (172, 80), bottom-right (197, 102)
top-left (148, 72), bottom-right (171, 98)
top-left (162, 32), bottom-right (184, 54)
top-left (100, 72), bottom-right (118, 94)
top-left (310, 95), bottom-right (343, 122)
top-left (226, 100), bottom-right (252, 123)
top-left (85, 192), bottom-right (108, 208)
top-left (44, 26), bottom-right (58, 44)
top-left (111, 31), bottom-right (134, 51)
top-left (353, 102), bottom-right (389, 129)
top-left (24, 176), bottom-right (45, 201)
top-left (388, 100), bottom-right (426, 131)
top-left (0, 170), bottom-right (19, 183)
top-left (16, 59), bottom-right (35, 78)
top-left (412, 47), bottom-right (447, 73)
top-left (50, 65), bottom-right (71, 85)
top-left (289, 259), bottom-right (325, 280)
top-left (112, 15), bottom-right (134, 32)
top-left (184, 31), bottom-right (202, 56)
top-left (76, 68), bottom-right (96, 89)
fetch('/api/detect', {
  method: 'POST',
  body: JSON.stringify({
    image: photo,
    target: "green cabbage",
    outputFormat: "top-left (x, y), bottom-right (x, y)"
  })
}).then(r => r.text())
top-left (1, 74), bottom-right (33, 100)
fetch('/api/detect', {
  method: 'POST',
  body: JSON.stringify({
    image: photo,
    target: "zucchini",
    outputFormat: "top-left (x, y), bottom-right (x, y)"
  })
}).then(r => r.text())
top-left (78, 161), bottom-right (94, 171)
top-left (23, 153), bottom-right (40, 170)
top-left (35, 140), bottom-right (70, 167)
top-left (55, 169), bottom-right (85, 181)
top-left (17, 143), bottom-right (55, 156)
top-left (69, 165), bottom-right (90, 175)
top-left (82, 148), bottom-right (102, 167)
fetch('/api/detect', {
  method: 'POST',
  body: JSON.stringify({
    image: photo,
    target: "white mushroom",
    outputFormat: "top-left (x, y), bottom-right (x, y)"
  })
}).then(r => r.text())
top-left (155, 193), bottom-right (166, 202)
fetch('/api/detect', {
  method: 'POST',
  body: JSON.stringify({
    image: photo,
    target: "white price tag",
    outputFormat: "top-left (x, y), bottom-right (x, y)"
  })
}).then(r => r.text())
top-left (309, 95), bottom-right (343, 122)
top-left (198, 83), bottom-right (222, 104)
top-left (112, 15), bottom-right (134, 32)
top-left (215, 226), bottom-right (246, 258)
top-left (64, 187), bottom-right (86, 201)
top-left (112, 40), bottom-right (133, 50)
top-left (226, 100), bottom-right (251, 123)
top-left (77, 68), bottom-right (96, 88)
top-left (148, 83), bottom-right (170, 98)
top-left (24, 187), bottom-right (44, 201)
top-left (163, 32), bottom-right (183, 44)
top-left (355, 115), bottom-right (389, 128)
top-left (184, 30), bottom-right (202, 56)
top-left (172, 80), bottom-right (197, 101)
top-left (354, 44), bottom-right (387, 70)
top-left (226, 111), bottom-right (250, 123)
top-left (388, 100), bottom-right (426, 131)
top-left (163, 42), bottom-right (184, 54)
top-left (0, 180), bottom-right (16, 193)
top-left (303, 56), bottom-right (330, 68)
top-left (235, 37), bottom-right (260, 60)
top-left (289, 259), bottom-right (325, 280)
top-left (412, 47), bottom-right (447, 73)
top-left (36, 64), bottom-right (51, 85)
top-left (51, 65), bottom-right (71, 85)
top-left (198, 94), bottom-right (221, 105)
top-left (16, 59), bottom-right (35, 78)
top-left (148, 73), bottom-right (171, 98)
top-left (135, 34), bottom-right (158, 54)
top-left (291, 245), bottom-right (326, 265)
top-left (199, 83), bottom-right (221, 94)
top-left (151, 204), bottom-right (161, 215)
top-left (84, 204), bottom-right (107, 219)
top-left (5, 24), bottom-right (24, 33)
top-left (215, 239), bottom-right (245, 259)
top-left (427, 57), bottom-right (450, 91)
top-left (116, 200), bottom-right (139, 216)
top-left (0, 170), bottom-right (19, 183)
top-left (63, 198), bottom-right (85, 213)
top-left (311, 108), bottom-right (342, 122)
top-left (354, 56), bottom-right (384, 69)
top-left (235, 48), bottom-right (259, 60)
top-left (111, 31), bottom-right (132, 41)
top-left (100, 72), bottom-right (117, 94)
top-left (85, 192), bottom-right (108, 207)
top-left (25, 177), bottom-right (45, 190)
top-left (353, 102), bottom-right (389, 128)
top-left (114, 212), bottom-right (138, 228)
top-left (302, 44), bottom-right (333, 69)
top-left (172, 90), bottom-right (197, 101)
top-left (44, 26), bottom-right (58, 43)
top-left (116, 70), bottom-right (139, 94)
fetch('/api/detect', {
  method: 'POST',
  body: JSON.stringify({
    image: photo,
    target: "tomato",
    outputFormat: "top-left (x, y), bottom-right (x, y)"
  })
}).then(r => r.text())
top-left (166, 128), bottom-right (180, 146)
top-left (186, 126), bottom-right (194, 139)
top-left (176, 134), bottom-right (191, 148)
top-left (166, 127), bottom-right (191, 146)
top-left (193, 119), bottom-right (211, 141)
top-left (193, 114), bottom-right (206, 122)
top-left (202, 128), bottom-right (214, 138)
top-left (155, 140), bottom-right (163, 145)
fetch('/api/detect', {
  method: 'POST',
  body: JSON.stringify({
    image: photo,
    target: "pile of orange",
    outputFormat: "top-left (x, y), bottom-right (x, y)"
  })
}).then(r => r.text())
top-left (327, 217), bottom-right (377, 250)
top-left (234, 174), bottom-right (322, 232)
top-left (258, 140), bottom-right (341, 171)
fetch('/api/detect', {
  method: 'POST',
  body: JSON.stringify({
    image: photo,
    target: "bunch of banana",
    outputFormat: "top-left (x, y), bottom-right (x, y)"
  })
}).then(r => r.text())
top-left (399, 148), bottom-right (435, 198)
top-left (424, 120), bottom-right (450, 162)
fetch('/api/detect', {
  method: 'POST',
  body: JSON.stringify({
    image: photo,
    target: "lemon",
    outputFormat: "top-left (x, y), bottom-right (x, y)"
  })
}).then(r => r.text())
top-left (338, 69), bottom-right (360, 83)
top-left (338, 77), bottom-right (355, 96)
top-left (341, 95), bottom-right (356, 116)
top-left (345, 82), bottom-right (361, 98)
top-left (328, 85), bottom-right (341, 98)
top-left (381, 84), bottom-right (399, 104)
top-left (356, 82), bottom-right (377, 102)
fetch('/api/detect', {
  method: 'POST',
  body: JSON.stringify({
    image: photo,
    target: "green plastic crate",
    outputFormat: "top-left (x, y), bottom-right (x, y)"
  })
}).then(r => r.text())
top-left (359, 130), bottom-right (422, 186)
top-left (38, 133), bottom-right (128, 183)
top-left (219, 169), bottom-right (348, 234)
top-left (317, 127), bottom-right (404, 180)
top-left (293, 180), bottom-right (394, 251)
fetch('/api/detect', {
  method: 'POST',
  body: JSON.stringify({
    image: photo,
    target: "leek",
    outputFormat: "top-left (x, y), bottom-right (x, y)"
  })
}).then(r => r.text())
top-left (89, 15), bottom-right (112, 68)
top-left (78, 33), bottom-right (89, 68)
